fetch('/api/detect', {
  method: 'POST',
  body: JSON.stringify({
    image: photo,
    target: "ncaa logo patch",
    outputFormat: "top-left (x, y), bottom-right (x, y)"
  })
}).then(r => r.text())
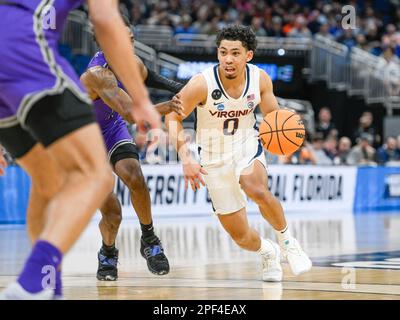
top-left (211, 89), bottom-right (222, 100)
top-left (247, 101), bottom-right (254, 108)
top-left (217, 104), bottom-right (225, 111)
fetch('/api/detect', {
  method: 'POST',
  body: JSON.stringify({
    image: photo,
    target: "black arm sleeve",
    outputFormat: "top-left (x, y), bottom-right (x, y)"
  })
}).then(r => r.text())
top-left (145, 69), bottom-right (185, 94)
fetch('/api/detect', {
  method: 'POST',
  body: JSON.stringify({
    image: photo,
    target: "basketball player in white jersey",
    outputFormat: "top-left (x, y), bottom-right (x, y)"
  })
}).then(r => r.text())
top-left (166, 25), bottom-right (312, 281)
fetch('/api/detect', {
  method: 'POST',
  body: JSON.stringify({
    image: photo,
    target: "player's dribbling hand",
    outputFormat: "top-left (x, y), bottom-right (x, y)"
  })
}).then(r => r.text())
top-left (0, 149), bottom-right (7, 176)
top-left (183, 160), bottom-right (208, 191)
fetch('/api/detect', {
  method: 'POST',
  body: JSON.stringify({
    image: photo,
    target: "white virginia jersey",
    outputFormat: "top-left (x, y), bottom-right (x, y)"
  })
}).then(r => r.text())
top-left (196, 64), bottom-right (261, 163)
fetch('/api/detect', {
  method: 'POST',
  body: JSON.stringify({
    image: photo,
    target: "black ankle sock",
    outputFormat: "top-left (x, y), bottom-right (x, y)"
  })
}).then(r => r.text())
top-left (140, 221), bottom-right (155, 240)
top-left (102, 242), bottom-right (117, 255)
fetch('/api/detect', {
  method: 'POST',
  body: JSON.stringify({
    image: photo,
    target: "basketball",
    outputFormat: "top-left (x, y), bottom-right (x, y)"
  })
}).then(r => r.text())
top-left (259, 109), bottom-right (305, 155)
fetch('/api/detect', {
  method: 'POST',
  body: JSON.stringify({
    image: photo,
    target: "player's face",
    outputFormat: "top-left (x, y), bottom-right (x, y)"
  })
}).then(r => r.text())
top-left (217, 40), bottom-right (253, 79)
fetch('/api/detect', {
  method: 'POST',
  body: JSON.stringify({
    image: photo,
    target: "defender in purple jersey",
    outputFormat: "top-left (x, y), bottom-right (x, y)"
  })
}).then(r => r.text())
top-left (0, 0), bottom-right (158, 300)
top-left (81, 22), bottom-right (185, 280)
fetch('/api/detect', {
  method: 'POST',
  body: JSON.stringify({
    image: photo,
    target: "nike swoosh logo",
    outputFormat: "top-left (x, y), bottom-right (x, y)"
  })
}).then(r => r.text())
top-left (213, 102), bottom-right (223, 105)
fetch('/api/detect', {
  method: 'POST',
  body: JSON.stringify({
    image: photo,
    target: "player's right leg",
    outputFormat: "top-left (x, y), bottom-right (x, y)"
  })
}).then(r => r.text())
top-left (19, 144), bottom-right (65, 243)
top-left (0, 124), bottom-right (64, 243)
top-left (15, 142), bottom-right (66, 298)
top-left (24, 90), bottom-right (114, 253)
top-left (97, 192), bottom-right (121, 281)
top-left (0, 124), bottom-right (65, 299)
top-left (217, 208), bottom-right (282, 282)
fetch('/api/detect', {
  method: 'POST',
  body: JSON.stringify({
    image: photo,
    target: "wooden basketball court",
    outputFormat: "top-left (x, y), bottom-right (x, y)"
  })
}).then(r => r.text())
top-left (1, 211), bottom-right (399, 300)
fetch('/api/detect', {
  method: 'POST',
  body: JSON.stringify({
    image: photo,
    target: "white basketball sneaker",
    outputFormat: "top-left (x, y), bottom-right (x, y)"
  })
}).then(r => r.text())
top-left (261, 240), bottom-right (283, 282)
top-left (0, 282), bottom-right (54, 300)
top-left (281, 238), bottom-right (312, 276)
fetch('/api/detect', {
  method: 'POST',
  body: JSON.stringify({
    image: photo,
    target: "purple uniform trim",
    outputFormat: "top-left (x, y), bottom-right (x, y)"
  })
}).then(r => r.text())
top-left (87, 51), bottom-right (133, 155)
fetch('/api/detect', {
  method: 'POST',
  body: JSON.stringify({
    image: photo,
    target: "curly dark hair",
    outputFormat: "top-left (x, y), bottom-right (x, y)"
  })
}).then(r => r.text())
top-left (216, 25), bottom-right (257, 52)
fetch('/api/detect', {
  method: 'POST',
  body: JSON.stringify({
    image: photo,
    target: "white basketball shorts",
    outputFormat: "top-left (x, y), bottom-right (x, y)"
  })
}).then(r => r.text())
top-left (200, 138), bottom-right (267, 215)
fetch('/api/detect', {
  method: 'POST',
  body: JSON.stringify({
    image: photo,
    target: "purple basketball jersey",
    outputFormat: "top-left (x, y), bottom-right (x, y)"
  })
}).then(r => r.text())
top-left (86, 51), bottom-right (133, 155)
top-left (0, 0), bottom-right (91, 128)
top-left (0, 0), bottom-right (82, 12)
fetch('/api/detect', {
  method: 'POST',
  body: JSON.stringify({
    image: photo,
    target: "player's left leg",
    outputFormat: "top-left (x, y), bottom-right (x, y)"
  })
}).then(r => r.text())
top-left (18, 144), bottom-right (65, 243)
top-left (17, 144), bottom-right (66, 298)
top-left (217, 208), bottom-right (282, 282)
top-left (0, 124), bottom-right (64, 243)
top-left (97, 192), bottom-right (121, 281)
top-left (240, 160), bottom-right (287, 231)
top-left (111, 144), bottom-right (169, 275)
top-left (0, 125), bottom-right (65, 298)
top-left (240, 160), bottom-right (312, 276)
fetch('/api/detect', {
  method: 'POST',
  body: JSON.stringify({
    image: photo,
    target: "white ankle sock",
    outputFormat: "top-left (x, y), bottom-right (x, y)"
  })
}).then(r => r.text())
top-left (275, 225), bottom-right (292, 246)
top-left (256, 238), bottom-right (275, 256)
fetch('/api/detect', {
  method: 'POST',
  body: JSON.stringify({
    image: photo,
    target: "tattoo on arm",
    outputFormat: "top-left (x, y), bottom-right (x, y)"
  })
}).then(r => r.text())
top-left (86, 67), bottom-right (135, 123)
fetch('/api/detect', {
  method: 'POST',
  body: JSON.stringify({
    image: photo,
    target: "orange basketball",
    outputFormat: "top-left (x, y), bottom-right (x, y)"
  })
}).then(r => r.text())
top-left (259, 109), bottom-right (305, 155)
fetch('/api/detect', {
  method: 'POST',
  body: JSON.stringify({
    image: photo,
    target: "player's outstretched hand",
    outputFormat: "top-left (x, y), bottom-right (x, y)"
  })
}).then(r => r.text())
top-left (0, 148), bottom-right (7, 176)
top-left (168, 94), bottom-right (184, 116)
top-left (155, 94), bottom-right (184, 116)
top-left (183, 160), bottom-right (208, 191)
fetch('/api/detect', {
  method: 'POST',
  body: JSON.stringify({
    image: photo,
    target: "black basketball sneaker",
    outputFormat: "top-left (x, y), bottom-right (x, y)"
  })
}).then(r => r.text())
top-left (140, 235), bottom-right (170, 275)
top-left (97, 247), bottom-right (119, 281)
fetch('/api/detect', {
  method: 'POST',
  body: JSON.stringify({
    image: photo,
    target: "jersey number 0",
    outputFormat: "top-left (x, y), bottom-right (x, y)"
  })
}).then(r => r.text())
top-left (223, 118), bottom-right (239, 135)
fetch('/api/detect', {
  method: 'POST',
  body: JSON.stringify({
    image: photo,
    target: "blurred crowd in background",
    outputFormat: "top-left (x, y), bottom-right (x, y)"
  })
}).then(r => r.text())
top-left (3, 110), bottom-right (400, 166)
top-left (121, 105), bottom-right (400, 167)
top-left (278, 107), bottom-right (400, 166)
top-left (96, 0), bottom-right (400, 63)
top-left (103, 0), bottom-right (400, 167)
top-left (5, 1), bottom-right (400, 167)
